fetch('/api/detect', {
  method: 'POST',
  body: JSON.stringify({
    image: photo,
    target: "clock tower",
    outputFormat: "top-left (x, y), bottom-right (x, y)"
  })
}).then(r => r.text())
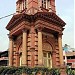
top-left (6, 0), bottom-right (67, 74)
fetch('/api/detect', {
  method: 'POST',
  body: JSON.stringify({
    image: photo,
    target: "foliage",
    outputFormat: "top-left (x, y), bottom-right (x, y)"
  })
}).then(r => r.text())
top-left (0, 67), bottom-right (11, 75)
top-left (6, 67), bottom-right (17, 75)
top-left (0, 66), bottom-right (75, 75)
top-left (66, 68), bottom-right (75, 75)
top-left (49, 68), bottom-right (60, 75)
top-left (0, 66), bottom-right (6, 74)
top-left (0, 66), bottom-right (60, 75)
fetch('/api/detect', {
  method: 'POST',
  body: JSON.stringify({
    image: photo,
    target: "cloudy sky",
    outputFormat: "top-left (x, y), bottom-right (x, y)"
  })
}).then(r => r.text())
top-left (0, 0), bottom-right (74, 51)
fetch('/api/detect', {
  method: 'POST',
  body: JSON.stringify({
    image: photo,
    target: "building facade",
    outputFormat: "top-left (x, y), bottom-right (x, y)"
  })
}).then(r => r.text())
top-left (0, 51), bottom-right (8, 66)
top-left (6, 0), bottom-right (66, 69)
top-left (63, 50), bottom-right (67, 65)
top-left (63, 51), bottom-right (75, 70)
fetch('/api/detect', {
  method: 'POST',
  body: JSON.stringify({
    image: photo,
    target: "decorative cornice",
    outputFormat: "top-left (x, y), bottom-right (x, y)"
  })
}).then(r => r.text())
top-left (35, 20), bottom-right (62, 33)
top-left (9, 22), bottom-right (30, 36)
top-left (6, 12), bottom-right (66, 30)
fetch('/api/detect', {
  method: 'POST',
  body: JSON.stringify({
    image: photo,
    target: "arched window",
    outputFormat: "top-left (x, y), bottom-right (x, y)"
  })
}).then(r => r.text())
top-left (41, 0), bottom-right (50, 9)
top-left (42, 0), bottom-right (46, 8)
top-left (43, 43), bottom-right (52, 68)
top-left (24, 0), bottom-right (27, 9)
top-left (20, 0), bottom-right (27, 11)
top-left (43, 52), bottom-right (52, 68)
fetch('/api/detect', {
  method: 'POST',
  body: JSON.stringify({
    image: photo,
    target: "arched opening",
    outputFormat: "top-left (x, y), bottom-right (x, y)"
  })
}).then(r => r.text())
top-left (18, 43), bottom-right (22, 66)
top-left (41, 0), bottom-right (50, 9)
top-left (43, 42), bottom-right (52, 68)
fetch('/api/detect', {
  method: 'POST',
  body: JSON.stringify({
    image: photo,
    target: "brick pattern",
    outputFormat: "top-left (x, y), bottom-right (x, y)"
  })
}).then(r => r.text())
top-left (55, 39), bottom-right (60, 67)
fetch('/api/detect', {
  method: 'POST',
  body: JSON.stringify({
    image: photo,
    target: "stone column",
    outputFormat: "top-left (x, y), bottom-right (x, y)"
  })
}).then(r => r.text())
top-left (38, 29), bottom-right (43, 66)
top-left (9, 36), bottom-right (13, 66)
top-left (22, 29), bottom-right (27, 66)
top-left (58, 34), bottom-right (67, 75)
top-left (58, 34), bottom-right (63, 66)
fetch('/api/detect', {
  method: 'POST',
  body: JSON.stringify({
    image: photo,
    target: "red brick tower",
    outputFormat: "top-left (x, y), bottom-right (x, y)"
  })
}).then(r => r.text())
top-left (6, 1), bottom-right (66, 74)
top-left (16, 0), bottom-right (56, 14)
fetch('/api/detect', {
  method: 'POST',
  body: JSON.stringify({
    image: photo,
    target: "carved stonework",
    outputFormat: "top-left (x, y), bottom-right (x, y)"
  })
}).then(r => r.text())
top-left (10, 21), bottom-right (30, 36)
top-left (43, 43), bottom-right (52, 52)
top-left (35, 20), bottom-right (62, 33)
top-left (16, 36), bottom-right (22, 47)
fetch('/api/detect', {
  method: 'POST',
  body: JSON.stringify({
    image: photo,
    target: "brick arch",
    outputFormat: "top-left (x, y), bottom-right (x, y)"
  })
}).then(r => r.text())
top-left (16, 37), bottom-right (22, 66)
top-left (47, 37), bottom-right (56, 51)
top-left (47, 37), bottom-right (56, 67)
top-left (16, 42), bottom-right (22, 66)
top-left (43, 42), bottom-right (53, 52)
top-left (18, 42), bottom-right (22, 53)
top-left (42, 36), bottom-right (56, 67)
top-left (42, 40), bottom-right (53, 68)
top-left (16, 37), bottom-right (22, 53)
top-left (43, 36), bottom-right (56, 51)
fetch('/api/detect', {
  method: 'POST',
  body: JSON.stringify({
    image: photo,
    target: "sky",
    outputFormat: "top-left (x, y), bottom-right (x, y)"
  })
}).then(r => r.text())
top-left (0, 0), bottom-right (74, 51)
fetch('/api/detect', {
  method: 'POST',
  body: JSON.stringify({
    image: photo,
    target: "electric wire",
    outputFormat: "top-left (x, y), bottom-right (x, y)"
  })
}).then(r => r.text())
top-left (0, 13), bottom-right (15, 20)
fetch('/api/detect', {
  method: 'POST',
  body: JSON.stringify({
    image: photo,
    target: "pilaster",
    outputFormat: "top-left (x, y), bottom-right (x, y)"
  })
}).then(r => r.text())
top-left (8, 36), bottom-right (13, 66)
top-left (52, 51), bottom-right (56, 68)
top-left (22, 29), bottom-right (27, 66)
top-left (30, 26), bottom-right (35, 67)
top-left (37, 27), bottom-right (43, 66)
top-left (58, 33), bottom-right (67, 75)
top-left (30, 48), bottom-right (35, 67)
top-left (58, 33), bottom-right (63, 66)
